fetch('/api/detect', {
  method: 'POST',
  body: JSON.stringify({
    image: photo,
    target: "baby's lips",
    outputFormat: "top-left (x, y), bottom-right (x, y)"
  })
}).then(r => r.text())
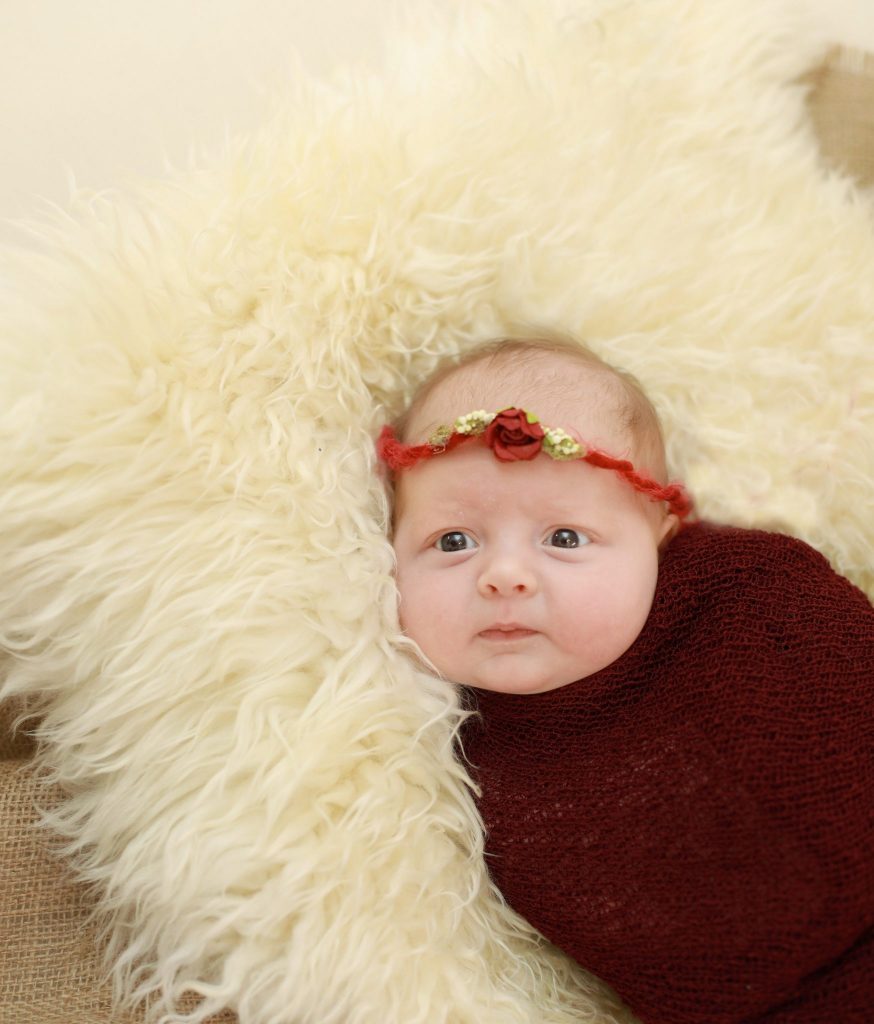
top-left (478, 624), bottom-right (541, 641)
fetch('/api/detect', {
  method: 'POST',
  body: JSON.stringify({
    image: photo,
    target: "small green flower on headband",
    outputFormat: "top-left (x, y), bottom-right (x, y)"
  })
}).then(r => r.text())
top-left (543, 426), bottom-right (584, 460)
top-left (428, 410), bottom-right (495, 448)
top-left (452, 410), bottom-right (495, 435)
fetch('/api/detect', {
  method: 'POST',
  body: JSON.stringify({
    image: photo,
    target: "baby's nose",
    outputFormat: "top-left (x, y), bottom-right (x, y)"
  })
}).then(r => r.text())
top-left (476, 554), bottom-right (538, 597)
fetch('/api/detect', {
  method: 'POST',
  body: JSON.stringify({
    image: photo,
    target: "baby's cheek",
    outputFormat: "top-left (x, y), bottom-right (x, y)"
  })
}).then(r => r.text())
top-left (425, 597), bottom-right (471, 677)
top-left (549, 596), bottom-right (637, 666)
top-left (395, 582), bottom-right (419, 638)
top-left (397, 576), bottom-right (441, 649)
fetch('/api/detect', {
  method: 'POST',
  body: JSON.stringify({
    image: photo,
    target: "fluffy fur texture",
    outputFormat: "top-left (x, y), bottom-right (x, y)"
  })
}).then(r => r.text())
top-left (1, 1), bottom-right (872, 1021)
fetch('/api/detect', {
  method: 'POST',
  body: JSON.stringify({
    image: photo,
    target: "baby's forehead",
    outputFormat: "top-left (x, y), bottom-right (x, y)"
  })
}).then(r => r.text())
top-left (407, 356), bottom-right (624, 445)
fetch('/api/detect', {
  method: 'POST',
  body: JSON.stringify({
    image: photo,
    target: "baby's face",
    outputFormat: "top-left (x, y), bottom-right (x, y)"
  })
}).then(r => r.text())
top-left (392, 436), bottom-right (675, 695)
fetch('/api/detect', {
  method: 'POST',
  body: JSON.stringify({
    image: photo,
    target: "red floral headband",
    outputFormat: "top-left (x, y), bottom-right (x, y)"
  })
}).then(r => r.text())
top-left (377, 407), bottom-right (693, 520)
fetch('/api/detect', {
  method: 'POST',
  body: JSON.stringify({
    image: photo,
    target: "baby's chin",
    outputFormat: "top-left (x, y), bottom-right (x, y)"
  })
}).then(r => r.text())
top-left (459, 667), bottom-right (588, 695)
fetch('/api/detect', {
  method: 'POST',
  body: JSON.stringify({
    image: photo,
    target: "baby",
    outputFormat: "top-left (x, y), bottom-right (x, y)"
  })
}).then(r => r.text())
top-left (379, 336), bottom-right (874, 1024)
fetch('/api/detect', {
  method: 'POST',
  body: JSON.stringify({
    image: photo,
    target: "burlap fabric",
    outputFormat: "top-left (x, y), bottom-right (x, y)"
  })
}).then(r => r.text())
top-left (1, 44), bottom-right (872, 1024)
top-left (0, 695), bottom-right (35, 761)
top-left (806, 48), bottom-right (874, 187)
top-left (0, 701), bottom-right (236, 1023)
top-left (0, 760), bottom-right (139, 1024)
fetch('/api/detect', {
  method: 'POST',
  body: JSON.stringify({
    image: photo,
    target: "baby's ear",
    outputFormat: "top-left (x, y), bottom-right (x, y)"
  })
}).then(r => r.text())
top-left (658, 512), bottom-right (680, 550)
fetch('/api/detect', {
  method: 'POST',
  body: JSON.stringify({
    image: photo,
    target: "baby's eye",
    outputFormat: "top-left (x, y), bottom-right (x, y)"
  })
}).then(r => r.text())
top-left (435, 531), bottom-right (477, 552)
top-left (546, 528), bottom-right (589, 549)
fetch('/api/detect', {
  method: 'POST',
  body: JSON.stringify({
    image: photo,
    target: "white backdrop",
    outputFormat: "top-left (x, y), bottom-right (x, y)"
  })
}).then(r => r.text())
top-left (0, 0), bottom-right (394, 242)
top-left (1, 0), bottom-right (873, 245)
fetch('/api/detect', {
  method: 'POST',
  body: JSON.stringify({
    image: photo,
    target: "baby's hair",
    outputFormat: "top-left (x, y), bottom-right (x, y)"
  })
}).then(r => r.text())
top-left (395, 331), bottom-right (670, 484)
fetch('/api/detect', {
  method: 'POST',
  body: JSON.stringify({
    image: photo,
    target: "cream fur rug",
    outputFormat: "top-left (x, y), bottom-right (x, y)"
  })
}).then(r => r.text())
top-left (2, 1), bottom-right (872, 1021)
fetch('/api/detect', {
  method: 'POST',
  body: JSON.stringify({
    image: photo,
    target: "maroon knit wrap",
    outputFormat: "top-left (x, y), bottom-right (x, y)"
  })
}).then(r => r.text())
top-left (461, 523), bottom-right (874, 1023)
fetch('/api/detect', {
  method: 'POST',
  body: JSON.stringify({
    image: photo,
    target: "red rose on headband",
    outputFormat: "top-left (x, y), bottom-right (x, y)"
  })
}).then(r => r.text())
top-left (484, 408), bottom-right (545, 461)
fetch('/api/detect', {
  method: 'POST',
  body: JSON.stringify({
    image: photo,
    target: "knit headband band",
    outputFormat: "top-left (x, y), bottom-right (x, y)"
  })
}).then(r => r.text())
top-left (377, 407), bottom-right (693, 520)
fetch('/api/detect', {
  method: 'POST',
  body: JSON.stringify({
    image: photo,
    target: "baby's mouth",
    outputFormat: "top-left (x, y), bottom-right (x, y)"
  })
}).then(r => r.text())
top-left (478, 624), bottom-right (540, 641)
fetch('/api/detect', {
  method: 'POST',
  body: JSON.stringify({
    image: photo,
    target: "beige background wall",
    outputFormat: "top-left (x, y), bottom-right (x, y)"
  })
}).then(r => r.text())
top-left (1, 0), bottom-right (873, 245)
top-left (0, 0), bottom-right (394, 241)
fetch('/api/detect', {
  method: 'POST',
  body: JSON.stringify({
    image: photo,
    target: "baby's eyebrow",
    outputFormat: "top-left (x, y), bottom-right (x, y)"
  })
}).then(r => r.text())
top-left (425, 493), bottom-right (591, 520)
top-left (401, 496), bottom-right (483, 527)
top-left (416, 501), bottom-right (475, 520)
